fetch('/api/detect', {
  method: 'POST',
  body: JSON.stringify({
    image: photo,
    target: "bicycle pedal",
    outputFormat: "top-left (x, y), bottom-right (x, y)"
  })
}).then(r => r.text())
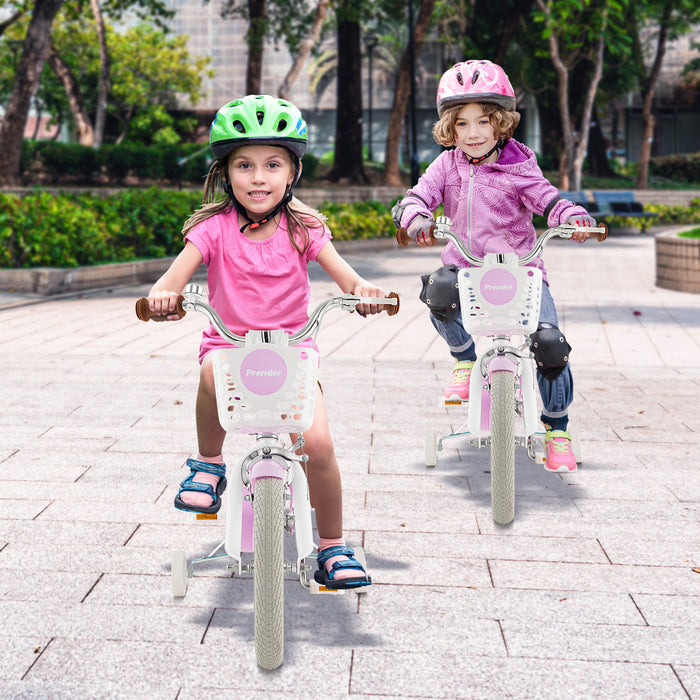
top-left (444, 399), bottom-right (463, 406)
top-left (310, 579), bottom-right (345, 595)
top-left (195, 513), bottom-right (218, 521)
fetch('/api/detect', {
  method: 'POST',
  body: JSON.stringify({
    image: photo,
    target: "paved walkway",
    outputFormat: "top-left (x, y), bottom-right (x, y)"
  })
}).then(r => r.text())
top-left (0, 230), bottom-right (698, 699)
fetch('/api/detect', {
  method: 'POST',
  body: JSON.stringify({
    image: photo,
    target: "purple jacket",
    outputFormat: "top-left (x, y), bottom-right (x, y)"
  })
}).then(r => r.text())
top-left (396, 139), bottom-right (589, 283)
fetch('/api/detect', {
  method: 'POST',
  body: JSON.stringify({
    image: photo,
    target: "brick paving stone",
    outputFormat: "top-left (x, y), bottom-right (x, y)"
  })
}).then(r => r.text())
top-left (0, 232), bottom-right (698, 697)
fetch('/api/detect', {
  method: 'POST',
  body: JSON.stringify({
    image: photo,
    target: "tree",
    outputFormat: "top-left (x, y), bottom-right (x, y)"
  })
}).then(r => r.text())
top-left (278, 0), bottom-right (329, 99)
top-left (0, 0), bottom-right (66, 187)
top-left (384, 0), bottom-right (435, 187)
top-left (46, 39), bottom-right (94, 144)
top-left (632, 0), bottom-right (700, 189)
top-left (327, 0), bottom-right (366, 182)
top-left (534, 0), bottom-right (627, 190)
top-left (107, 25), bottom-right (212, 143)
top-left (89, 0), bottom-right (109, 148)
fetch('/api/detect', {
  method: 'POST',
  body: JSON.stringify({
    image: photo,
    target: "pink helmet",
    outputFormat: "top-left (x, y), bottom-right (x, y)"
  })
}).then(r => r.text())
top-left (436, 60), bottom-right (516, 116)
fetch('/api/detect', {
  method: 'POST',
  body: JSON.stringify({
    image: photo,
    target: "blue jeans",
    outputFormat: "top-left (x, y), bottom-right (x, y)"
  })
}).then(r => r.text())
top-left (430, 283), bottom-right (573, 430)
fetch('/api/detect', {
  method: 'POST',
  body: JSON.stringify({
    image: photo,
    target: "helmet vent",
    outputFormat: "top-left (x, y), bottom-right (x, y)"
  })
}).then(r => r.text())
top-left (277, 119), bottom-right (288, 132)
top-left (232, 120), bottom-right (246, 133)
top-left (472, 70), bottom-right (480, 84)
top-left (256, 111), bottom-right (264, 125)
top-left (456, 71), bottom-right (463, 86)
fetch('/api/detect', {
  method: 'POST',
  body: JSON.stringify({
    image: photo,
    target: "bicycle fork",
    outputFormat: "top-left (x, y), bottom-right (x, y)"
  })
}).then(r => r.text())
top-left (467, 341), bottom-right (540, 439)
top-left (224, 434), bottom-right (315, 575)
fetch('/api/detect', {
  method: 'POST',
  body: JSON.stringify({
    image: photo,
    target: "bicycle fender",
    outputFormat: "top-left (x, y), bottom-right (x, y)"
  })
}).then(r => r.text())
top-left (521, 358), bottom-right (540, 436)
top-left (468, 362), bottom-right (486, 436)
top-left (289, 462), bottom-right (314, 563)
top-left (224, 464), bottom-right (246, 563)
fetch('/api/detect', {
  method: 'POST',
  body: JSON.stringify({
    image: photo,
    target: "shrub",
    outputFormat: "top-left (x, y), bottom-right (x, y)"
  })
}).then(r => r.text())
top-left (649, 152), bottom-right (700, 183)
top-left (321, 200), bottom-right (395, 240)
top-left (0, 189), bottom-right (200, 268)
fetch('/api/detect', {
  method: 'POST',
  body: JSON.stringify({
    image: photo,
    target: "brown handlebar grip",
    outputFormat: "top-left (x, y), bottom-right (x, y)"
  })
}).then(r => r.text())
top-left (135, 296), bottom-right (186, 322)
top-left (385, 292), bottom-right (400, 316)
top-left (396, 226), bottom-right (438, 246)
top-left (396, 227), bottom-right (410, 247)
top-left (591, 223), bottom-right (608, 241)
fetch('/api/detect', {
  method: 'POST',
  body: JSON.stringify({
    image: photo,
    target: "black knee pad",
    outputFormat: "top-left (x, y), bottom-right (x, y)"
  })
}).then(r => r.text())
top-left (419, 264), bottom-right (461, 322)
top-left (529, 323), bottom-right (571, 381)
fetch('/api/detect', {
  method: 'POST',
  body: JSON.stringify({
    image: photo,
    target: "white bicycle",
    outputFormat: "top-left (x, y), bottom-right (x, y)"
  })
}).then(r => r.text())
top-left (136, 284), bottom-right (399, 669)
top-left (398, 216), bottom-right (606, 525)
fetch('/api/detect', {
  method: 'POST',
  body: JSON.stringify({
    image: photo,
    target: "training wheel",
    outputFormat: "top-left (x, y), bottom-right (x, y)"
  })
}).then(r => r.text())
top-left (171, 549), bottom-right (188, 597)
top-left (425, 429), bottom-right (438, 467)
top-left (353, 546), bottom-right (370, 596)
top-left (569, 424), bottom-right (583, 464)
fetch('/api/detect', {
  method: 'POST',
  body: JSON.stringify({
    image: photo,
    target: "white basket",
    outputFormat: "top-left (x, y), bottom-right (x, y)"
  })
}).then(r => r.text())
top-left (458, 264), bottom-right (542, 336)
top-left (211, 345), bottom-right (319, 434)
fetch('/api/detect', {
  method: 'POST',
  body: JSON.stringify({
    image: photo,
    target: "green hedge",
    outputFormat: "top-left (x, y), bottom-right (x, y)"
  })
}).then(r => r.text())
top-left (321, 200), bottom-right (396, 240)
top-left (0, 189), bottom-right (200, 268)
top-left (0, 190), bottom-right (396, 269)
top-left (4, 189), bottom-right (699, 269)
top-left (649, 152), bottom-right (700, 183)
top-left (20, 141), bottom-right (322, 186)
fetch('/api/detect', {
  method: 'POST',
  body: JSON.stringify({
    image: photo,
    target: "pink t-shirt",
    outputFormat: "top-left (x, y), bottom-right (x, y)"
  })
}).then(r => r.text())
top-left (185, 210), bottom-right (331, 362)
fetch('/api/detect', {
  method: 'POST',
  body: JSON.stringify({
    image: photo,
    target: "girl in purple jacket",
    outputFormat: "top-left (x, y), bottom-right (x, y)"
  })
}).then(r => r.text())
top-left (392, 60), bottom-right (595, 473)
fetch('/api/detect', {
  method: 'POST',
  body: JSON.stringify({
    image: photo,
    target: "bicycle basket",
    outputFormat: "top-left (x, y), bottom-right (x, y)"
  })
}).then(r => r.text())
top-left (211, 345), bottom-right (319, 434)
top-left (458, 264), bottom-right (542, 336)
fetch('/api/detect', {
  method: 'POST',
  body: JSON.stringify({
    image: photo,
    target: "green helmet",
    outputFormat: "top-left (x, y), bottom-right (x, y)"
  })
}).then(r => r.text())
top-left (209, 94), bottom-right (308, 161)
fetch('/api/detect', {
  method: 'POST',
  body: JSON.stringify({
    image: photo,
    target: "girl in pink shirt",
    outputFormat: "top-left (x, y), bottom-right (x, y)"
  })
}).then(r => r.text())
top-left (147, 95), bottom-right (384, 588)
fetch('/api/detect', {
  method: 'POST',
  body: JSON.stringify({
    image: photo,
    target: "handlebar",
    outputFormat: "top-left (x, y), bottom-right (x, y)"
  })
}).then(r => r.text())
top-left (136, 284), bottom-right (400, 345)
top-left (396, 215), bottom-right (607, 266)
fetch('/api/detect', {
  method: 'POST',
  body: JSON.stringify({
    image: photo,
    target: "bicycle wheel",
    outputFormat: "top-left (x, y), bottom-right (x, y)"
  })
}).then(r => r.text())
top-left (490, 370), bottom-right (515, 525)
top-left (253, 476), bottom-right (285, 670)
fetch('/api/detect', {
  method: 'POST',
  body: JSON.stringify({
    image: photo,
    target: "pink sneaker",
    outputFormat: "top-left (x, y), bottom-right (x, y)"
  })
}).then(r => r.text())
top-left (443, 361), bottom-right (474, 402)
top-left (544, 430), bottom-right (577, 472)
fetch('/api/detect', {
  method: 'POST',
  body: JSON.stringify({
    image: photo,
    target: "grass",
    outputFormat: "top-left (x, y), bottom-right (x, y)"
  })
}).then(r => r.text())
top-left (679, 227), bottom-right (700, 238)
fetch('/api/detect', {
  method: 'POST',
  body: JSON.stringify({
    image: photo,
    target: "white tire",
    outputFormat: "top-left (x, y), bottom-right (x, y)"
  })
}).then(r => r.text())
top-left (253, 477), bottom-right (285, 670)
top-left (490, 371), bottom-right (515, 525)
top-left (171, 549), bottom-right (188, 598)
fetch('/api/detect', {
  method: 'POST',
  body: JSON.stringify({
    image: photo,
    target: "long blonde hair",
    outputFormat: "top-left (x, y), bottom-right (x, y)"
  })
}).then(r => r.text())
top-left (182, 153), bottom-right (327, 255)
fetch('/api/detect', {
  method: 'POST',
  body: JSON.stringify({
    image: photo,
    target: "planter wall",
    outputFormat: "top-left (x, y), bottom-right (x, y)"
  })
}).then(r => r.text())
top-left (655, 229), bottom-right (700, 294)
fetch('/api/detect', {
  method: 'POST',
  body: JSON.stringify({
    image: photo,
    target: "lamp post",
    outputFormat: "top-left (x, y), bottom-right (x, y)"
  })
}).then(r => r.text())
top-left (364, 34), bottom-right (379, 163)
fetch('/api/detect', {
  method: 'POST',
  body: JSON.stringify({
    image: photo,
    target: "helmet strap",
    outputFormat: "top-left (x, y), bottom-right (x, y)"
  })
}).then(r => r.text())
top-left (464, 138), bottom-right (506, 165)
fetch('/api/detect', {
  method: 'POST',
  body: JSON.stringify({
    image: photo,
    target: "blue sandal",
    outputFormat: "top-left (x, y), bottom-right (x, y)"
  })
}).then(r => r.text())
top-left (174, 458), bottom-right (227, 514)
top-left (313, 546), bottom-right (372, 589)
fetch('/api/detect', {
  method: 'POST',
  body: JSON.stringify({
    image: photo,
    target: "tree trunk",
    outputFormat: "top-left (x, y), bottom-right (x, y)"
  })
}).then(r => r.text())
top-left (635, 7), bottom-right (670, 190)
top-left (0, 0), bottom-right (65, 187)
top-left (384, 0), bottom-right (436, 187)
top-left (89, 0), bottom-right (110, 149)
top-left (587, 104), bottom-right (616, 178)
top-left (327, 8), bottom-right (366, 183)
top-left (571, 28), bottom-right (605, 190)
top-left (278, 0), bottom-right (329, 100)
top-left (246, 0), bottom-right (266, 94)
top-left (46, 43), bottom-right (95, 146)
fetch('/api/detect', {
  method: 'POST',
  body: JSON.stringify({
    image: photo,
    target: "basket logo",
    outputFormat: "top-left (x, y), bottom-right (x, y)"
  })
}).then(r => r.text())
top-left (240, 349), bottom-right (287, 395)
top-left (480, 268), bottom-right (517, 305)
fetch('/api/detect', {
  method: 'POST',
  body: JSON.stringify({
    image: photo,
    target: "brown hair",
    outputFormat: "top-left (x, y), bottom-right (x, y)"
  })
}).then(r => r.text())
top-left (432, 102), bottom-right (521, 148)
top-left (182, 151), bottom-right (326, 255)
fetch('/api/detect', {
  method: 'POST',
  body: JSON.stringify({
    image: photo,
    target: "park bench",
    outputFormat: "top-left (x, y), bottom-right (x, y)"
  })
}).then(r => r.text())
top-left (559, 191), bottom-right (601, 216)
top-left (592, 191), bottom-right (658, 220)
top-left (559, 190), bottom-right (658, 225)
